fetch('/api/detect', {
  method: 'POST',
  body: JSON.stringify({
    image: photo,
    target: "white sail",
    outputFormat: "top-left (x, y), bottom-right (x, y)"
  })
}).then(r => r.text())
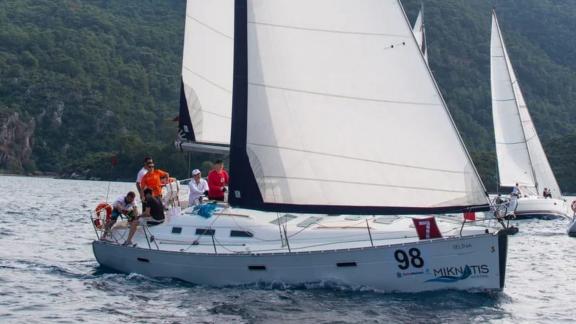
top-left (490, 11), bottom-right (561, 197)
top-left (180, 0), bottom-right (234, 145)
top-left (412, 6), bottom-right (428, 64)
top-left (230, 0), bottom-right (488, 212)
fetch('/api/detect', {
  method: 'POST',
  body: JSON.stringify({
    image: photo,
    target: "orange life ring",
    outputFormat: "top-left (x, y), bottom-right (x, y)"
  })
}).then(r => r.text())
top-left (94, 203), bottom-right (113, 229)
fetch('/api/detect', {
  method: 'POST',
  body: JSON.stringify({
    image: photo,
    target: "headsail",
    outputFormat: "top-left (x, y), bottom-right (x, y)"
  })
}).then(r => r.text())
top-left (178, 0), bottom-right (234, 153)
top-left (228, 0), bottom-right (489, 215)
top-left (490, 11), bottom-right (561, 197)
top-left (412, 4), bottom-right (428, 64)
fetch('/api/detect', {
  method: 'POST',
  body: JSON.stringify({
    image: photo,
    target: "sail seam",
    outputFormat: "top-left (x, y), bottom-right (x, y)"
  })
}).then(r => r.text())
top-left (248, 83), bottom-right (440, 107)
top-left (187, 15), bottom-right (233, 39)
top-left (197, 109), bottom-right (232, 120)
top-left (183, 67), bottom-right (232, 94)
top-left (248, 21), bottom-right (407, 38)
top-left (248, 143), bottom-right (465, 174)
top-left (260, 175), bottom-right (469, 194)
top-left (496, 141), bottom-right (527, 145)
top-left (493, 98), bottom-right (515, 102)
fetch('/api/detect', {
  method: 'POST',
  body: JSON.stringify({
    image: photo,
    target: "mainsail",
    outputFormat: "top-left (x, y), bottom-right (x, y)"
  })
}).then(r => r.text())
top-left (490, 11), bottom-right (561, 197)
top-left (178, 0), bottom-right (234, 153)
top-left (228, 0), bottom-right (489, 215)
top-left (412, 5), bottom-right (428, 64)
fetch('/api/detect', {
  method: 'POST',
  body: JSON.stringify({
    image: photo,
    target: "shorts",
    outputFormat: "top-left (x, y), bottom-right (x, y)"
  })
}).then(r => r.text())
top-left (111, 210), bottom-right (122, 221)
top-left (112, 209), bottom-right (137, 222)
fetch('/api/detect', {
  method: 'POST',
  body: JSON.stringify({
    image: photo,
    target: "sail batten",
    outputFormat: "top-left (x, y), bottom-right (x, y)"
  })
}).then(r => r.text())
top-left (227, 0), bottom-right (489, 214)
top-left (490, 11), bottom-right (561, 197)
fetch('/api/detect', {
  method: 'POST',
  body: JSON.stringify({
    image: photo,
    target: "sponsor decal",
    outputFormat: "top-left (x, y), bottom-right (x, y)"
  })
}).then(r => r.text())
top-left (426, 264), bottom-right (489, 283)
top-left (396, 268), bottom-right (429, 278)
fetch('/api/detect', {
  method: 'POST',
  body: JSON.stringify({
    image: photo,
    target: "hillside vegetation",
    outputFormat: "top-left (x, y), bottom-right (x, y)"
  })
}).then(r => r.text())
top-left (1, 0), bottom-right (576, 192)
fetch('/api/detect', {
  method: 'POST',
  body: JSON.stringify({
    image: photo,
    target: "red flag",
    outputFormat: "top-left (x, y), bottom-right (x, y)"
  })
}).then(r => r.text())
top-left (464, 211), bottom-right (476, 221)
top-left (412, 217), bottom-right (442, 240)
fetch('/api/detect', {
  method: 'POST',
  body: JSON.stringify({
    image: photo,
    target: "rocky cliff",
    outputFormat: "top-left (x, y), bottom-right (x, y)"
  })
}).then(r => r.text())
top-left (0, 111), bottom-right (35, 172)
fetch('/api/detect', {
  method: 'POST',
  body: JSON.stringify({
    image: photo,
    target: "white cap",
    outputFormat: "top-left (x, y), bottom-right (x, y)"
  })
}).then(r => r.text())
top-left (192, 169), bottom-right (201, 176)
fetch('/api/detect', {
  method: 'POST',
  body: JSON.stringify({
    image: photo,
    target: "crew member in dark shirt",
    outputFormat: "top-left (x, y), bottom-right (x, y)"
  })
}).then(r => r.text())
top-left (142, 188), bottom-right (165, 222)
top-left (124, 188), bottom-right (164, 246)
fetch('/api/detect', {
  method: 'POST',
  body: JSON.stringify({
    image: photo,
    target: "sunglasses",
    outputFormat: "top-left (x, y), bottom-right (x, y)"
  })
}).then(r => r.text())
top-left (147, 164), bottom-right (155, 167)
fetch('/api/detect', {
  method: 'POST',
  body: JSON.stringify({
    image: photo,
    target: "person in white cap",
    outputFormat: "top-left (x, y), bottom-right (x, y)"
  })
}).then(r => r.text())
top-left (188, 169), bottom-right (209, 206)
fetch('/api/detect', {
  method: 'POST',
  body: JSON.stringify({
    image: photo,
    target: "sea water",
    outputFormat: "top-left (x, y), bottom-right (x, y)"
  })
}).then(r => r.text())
top-left (0, 176), bottom-right (575, 323)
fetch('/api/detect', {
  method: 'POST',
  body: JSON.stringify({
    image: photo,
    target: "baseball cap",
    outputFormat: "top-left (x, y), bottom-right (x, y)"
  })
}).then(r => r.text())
top-left (192, 169), bottom-right (201, 176)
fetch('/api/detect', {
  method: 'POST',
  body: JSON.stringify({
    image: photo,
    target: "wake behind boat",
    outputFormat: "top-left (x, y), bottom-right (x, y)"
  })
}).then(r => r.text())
top-left (490, 11), bottom-right (569, 220)
top-left (92, 0), bottom-right (513, 292)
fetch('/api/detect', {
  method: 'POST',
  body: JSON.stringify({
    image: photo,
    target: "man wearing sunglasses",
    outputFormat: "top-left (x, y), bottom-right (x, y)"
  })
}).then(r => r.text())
top-left (140, 162), bottom-right (169, 198)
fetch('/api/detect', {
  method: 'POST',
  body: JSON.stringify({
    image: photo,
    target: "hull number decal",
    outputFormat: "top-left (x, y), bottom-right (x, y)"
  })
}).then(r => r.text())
top-left (394, 248), bottom-right (424, 270)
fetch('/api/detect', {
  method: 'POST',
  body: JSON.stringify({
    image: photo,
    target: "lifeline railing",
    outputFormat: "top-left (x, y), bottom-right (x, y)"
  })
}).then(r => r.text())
top-left (89, 188), bottom-right (512, 254)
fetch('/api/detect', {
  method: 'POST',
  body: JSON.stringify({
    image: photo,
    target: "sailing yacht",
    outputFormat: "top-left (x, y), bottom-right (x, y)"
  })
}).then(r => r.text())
top-left (92, 0), bottom-right (511, 292)
top-left (412, 5), bottom-right (428, 64)
top-left (490, 11), bottom-right (569, 219)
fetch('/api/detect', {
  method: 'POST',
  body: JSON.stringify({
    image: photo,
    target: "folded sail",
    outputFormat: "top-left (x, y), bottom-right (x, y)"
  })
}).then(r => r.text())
top-left (179, 0), bottom-right (234, 150)
top-left (412, 6), bottom-right (428, 64)
top-left (229, 0), bottom-right (489, 214)
top-left (490, 11), bottom-right (561, 197)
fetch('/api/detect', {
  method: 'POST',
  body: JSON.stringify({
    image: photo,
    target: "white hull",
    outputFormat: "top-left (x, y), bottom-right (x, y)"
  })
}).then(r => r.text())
top-left (93, 208), bottom-right (507, 292)
top-left (513, 197), bottom-right (569, 219)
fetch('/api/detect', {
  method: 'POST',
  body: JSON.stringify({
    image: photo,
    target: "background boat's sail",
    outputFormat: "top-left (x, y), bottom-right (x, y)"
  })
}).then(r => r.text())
top-left (490, 11), bottom-right (561, 197)
top-left (228, 0), bottom-right (489, 215)
top-left (412, 5), bottom-right (428, 64)
top-left (178, 0), bottom-right (234, 152)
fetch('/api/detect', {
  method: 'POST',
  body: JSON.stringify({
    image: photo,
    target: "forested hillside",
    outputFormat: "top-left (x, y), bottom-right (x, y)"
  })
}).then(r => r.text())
top-left (1, 0), bottom-right (576, 191)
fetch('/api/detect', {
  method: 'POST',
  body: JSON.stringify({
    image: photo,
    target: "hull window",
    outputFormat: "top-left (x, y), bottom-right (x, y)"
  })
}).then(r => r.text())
top-left (196, 228), bottom-right (215, 236)
top-left (337, 262), bottom-right (357, 268)
top-left (230, 230), bottom-right (253, 238)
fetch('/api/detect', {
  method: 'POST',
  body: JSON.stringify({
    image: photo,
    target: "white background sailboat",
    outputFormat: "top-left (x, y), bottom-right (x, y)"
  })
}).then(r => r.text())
top-left (93, 0), bottom-right (510, 292)
top-left (412, 4), bottom-right (428, 64)
top-left (490, 10), bottom-right (568, 219)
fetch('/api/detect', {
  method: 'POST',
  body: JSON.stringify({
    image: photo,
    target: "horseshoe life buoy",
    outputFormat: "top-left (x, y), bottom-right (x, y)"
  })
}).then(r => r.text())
top-left (94, 203), bottom-right (113, 229)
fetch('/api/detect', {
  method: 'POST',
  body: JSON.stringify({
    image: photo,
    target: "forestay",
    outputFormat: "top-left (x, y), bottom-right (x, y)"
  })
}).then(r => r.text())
top-left (490, 11), bottom-right (561, 197)
top-left (229, 0), bottom-right (489, 214)
top-left (179, 0), bottom-right (234, 146)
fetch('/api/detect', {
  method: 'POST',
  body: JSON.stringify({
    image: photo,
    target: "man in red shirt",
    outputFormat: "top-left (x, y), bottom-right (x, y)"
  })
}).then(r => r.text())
top-left (207, 160), bottom-right (229, 201)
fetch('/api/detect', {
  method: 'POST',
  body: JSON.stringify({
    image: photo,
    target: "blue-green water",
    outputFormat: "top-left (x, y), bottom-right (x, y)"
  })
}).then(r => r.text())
top-left (0, 176), bottom-right (575, 323)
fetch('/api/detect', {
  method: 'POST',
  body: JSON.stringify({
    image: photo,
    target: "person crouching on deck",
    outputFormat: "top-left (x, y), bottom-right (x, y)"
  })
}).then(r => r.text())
top-left (102, 191), bottom-right (137, 240)
top-left (124, 188), bottom-right (165, 246)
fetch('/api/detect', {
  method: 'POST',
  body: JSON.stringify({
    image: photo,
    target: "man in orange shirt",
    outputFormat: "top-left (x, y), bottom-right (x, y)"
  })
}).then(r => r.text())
top-left (140, 162), bottom-right (169, 198)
